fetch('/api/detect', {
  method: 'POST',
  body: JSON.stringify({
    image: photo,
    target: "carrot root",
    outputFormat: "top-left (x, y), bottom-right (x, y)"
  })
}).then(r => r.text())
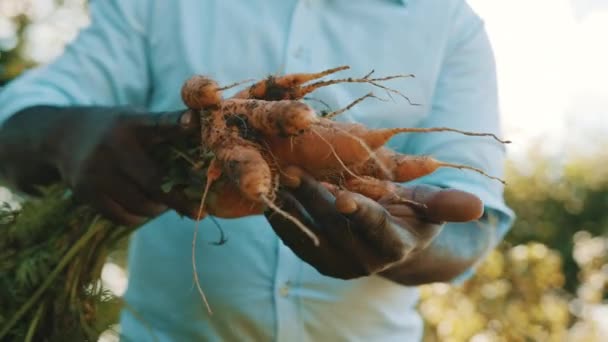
top-left (221, 99), bottom-right (318, 137)
top-left (324, 92), bottom-right (380, 119)
top-left (262, 195), bottom-right (320, 246)
top-left (233, 66), bottom-right (350, 100)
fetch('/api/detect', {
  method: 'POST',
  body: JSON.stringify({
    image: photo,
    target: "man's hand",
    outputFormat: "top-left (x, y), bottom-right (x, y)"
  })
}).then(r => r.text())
top-left (265, 169), bottom-right (485, 282)
top-left (0, 105), bottom-right (199, 225)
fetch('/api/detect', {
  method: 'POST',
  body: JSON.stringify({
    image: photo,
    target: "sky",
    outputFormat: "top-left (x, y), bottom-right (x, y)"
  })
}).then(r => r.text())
top-left (468, 0), bottom-right (608, 160)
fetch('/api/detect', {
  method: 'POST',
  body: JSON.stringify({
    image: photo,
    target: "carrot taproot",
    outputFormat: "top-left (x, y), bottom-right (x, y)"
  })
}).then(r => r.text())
top-left (181, 75), bottom-right (223, 110)
top-left (231, 66), bottom-right (415, 104)
top-left (341, 177), bottom-right (426, 210)
top-left (232, 66), bottom-right (350, 100)
top-left (221, 99), bottom-right (318, 137)
top-left (263, 118), bottom-right (507, 179)
top-left (203, 176), bottom-right (265, 218)
top-left (214, 142), bottom-right (272, 202)
top-left (342, 176), bottom-right (399, 201)
top-left (352, 147), bottom-right (505, 184)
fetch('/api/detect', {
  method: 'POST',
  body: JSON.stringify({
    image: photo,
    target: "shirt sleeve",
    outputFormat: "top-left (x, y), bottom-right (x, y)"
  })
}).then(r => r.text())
top-left (399, 1), bottom-right (515, 272)
top-left (0, 0), bottom-right (150, 125)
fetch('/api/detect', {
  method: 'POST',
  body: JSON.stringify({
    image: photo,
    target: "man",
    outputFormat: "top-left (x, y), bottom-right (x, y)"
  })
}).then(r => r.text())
top-left (0, 0), bottom-right (514, 340)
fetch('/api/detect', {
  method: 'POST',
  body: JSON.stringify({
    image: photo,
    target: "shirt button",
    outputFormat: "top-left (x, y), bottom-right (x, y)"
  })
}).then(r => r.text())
top-left (278, 282), bottom-right (291, 297)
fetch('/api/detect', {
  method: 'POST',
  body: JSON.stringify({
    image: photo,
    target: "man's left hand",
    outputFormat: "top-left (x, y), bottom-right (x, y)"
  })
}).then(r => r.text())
top-left (265, 169), bottom-right (484, 280)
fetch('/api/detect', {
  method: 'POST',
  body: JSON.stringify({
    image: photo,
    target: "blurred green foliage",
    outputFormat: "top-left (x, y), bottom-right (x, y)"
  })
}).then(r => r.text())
top-left (0, 14), bottom-right (33, 84)
top-left (506, 151), bottom-right (608, 293)
top-left (420, 155), bottom-right (608, 341)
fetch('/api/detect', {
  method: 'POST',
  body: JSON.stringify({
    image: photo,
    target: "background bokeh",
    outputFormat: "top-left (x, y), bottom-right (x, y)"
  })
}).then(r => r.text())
top-left (1, 1), bottom-right (606, 341)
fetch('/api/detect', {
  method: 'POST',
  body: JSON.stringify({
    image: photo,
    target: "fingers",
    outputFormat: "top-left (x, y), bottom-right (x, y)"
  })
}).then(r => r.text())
top-left (113, 137), bottom-right (164, 192)
top-left (284, 171), bottom-right (355, 241)
top-left (268, 192), bottom-right (333, 270)
top-left (109, 134), bottom-right (199, 217)
top-left (267, 191), bottom-right (367, 279)
top-left (99, 174), bottom-right (167, 217)
top-left (128, 110), bottom-right (199, 144)
top-left (72, 156), bottom-right (167, 223)
top-left (71, 151), bottom-right (168, 226)
top-left (384, 185), bottom-right (484, 223)
top-left (336, 191), bottom-right (413, 263)
top-left (283, 171), bottom-right (404, 271)
top-left (423, 188), bottom-right (483, 222)
top-left (268, 190), bottom-right (322, 247)
top-left (73, 181), bottom-right (148, 227)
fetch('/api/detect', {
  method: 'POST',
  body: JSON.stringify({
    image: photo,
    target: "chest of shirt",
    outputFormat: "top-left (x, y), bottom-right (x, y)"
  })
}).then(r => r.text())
top-left (144, 0), bottom-right (451, 133)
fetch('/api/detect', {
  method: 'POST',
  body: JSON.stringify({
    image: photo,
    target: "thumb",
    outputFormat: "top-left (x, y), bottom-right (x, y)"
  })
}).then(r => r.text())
top-left (408, 185), bottom-right (484, 223)
top-left (382, 185), bottom-right (484, 223)
top-left (129, 109), bottom-right (199, 143)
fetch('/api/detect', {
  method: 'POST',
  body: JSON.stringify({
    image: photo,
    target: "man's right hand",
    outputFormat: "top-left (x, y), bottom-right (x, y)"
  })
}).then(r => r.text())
top-left (0, 105), bottom-right (199, 226)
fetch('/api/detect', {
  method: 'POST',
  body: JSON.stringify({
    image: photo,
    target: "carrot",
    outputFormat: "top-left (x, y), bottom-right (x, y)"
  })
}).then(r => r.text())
top-left (263, 118), bottom-right (507, 179)
top-left (204, 176), bottom-right (265, 218)
top-left (342, 176), bottom-right (399, 201)
top-left (178, 66), bottom-right (507, 224)
top-left (221, 99), bottom-right (318, 137)
top-left (181, 75), bottom-right (223, 110)
top-left (352, 147), bottom-right (505, 184)
top-left (342, 177), bottom-right (484, 222)
top-left (231, 66), bottom-right (415, 103)
top-left (232, 66), bottom-right (350, 100)
top-left (214, 141), bottom-right (272, 202)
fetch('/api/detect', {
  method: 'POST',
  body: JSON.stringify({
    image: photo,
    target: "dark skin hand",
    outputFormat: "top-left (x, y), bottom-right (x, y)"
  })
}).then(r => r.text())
top-left (0, 105), bottom-right (199, 226)
top-left (266, 170), bottom-right (491, 285)
top-left (0, 105), bottom-right (490, 284)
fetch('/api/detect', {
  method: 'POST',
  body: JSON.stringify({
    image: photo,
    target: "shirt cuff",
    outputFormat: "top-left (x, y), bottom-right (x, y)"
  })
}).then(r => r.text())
top-left (403, 168), bottom-right (516, 285)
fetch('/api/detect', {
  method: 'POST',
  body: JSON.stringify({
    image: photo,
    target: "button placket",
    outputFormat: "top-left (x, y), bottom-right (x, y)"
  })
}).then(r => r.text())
top-left (274, 2), bottom-right (318, 341)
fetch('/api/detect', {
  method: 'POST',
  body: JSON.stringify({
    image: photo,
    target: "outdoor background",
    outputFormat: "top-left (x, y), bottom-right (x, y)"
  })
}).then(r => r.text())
top-left (1, 0), bottom-right (607, 341)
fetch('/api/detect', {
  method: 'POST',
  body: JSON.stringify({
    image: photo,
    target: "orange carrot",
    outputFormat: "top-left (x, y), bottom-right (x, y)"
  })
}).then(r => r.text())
top-left (221, 99), bottom-right (318, 137)
top-left (232, 66), bottom-right (350, 100)
top-left (264, 118), bottom-right (507, 179)
top-left (181, 75), bottom-right (223, 110)
top-left (214, 142), bottom-right (272, 202)
top-left (176, 67), bottom-right (507, 226)
top-left (352, 147), bottom-right (505, 184)
top-left (342, 176), bottom-right (399, 201)
top-left (204, 176), bottom-right (265, 218)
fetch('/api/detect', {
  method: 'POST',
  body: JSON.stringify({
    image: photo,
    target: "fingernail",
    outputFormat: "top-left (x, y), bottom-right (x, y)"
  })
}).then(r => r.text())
top-left (180, 110), bottom-right (193, 126)
top-left (335, 192), bottom-right (358, 214)
top-left (281, 166), bottom-right (303, 188)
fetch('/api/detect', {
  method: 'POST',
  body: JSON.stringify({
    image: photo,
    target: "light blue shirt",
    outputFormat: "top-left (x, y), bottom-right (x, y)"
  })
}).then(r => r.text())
top-left (0, 0), bottom-right (514, 341)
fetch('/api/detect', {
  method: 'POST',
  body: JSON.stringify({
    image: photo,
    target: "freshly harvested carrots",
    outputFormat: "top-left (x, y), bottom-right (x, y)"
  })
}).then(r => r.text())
top-left (178, 66), bottom-right (508, 228)
top-left (232, 65), bottom-right (415, 103)
top-left (177, 66), bottom-right (508, 315)
top-left (261, 119), bottom-right (507, 180)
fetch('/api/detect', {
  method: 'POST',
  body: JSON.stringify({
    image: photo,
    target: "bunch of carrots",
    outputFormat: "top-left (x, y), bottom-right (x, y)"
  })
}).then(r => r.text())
top-left (180, 65), bottom-right (507, 245)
